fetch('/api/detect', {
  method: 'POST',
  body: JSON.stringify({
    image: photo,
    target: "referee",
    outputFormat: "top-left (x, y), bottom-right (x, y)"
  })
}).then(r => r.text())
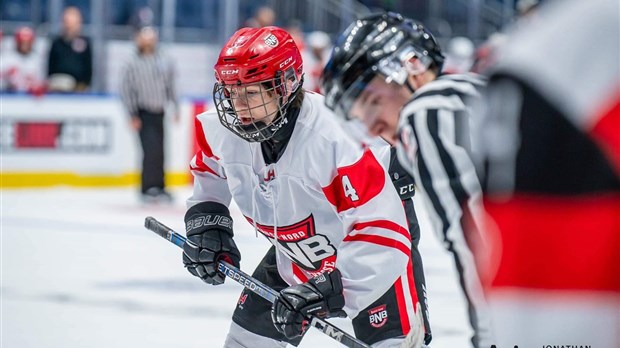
top-left (321, 13), bottom-right (494, 347)
top-left (120, 27), bottom-right (178, 202)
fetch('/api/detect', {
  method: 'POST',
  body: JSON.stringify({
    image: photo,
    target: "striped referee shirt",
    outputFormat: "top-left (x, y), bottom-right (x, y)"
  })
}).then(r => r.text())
top-left (395, 73), bottom-right (495, 347)
top-left (120, 52), bottom-right (178, 115)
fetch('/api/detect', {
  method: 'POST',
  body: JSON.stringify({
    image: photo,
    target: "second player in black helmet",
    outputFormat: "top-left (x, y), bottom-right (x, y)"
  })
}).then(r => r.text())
top-left (321, 13), bottom-right (444, 138)
top-left (321, 12), bottom-right (495, 348)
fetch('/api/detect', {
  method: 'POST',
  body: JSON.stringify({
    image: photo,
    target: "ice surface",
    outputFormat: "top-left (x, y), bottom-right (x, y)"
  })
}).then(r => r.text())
top-left (1, 186), bottom-right (472, 347)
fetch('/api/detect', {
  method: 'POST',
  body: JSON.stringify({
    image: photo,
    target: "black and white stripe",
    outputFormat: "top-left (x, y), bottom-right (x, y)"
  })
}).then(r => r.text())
top-left (396, 73), bottom-right (494, 348)
top-left (120, 53), bottom-right (178, 115)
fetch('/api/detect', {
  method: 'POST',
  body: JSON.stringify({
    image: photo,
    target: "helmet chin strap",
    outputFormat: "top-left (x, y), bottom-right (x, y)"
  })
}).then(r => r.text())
top-left (405, 79), bottom-right (416, 94)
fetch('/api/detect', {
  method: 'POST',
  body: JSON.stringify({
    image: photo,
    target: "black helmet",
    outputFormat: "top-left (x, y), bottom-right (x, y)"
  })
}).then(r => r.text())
top-left (320, 12), bottom-right (444, 120)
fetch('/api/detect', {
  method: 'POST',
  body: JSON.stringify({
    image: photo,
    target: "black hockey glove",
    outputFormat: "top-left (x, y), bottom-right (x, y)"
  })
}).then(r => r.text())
top-left (182, 202), bottom-right (240, 285)
top-left (271, 269), bottom-right (346, 339)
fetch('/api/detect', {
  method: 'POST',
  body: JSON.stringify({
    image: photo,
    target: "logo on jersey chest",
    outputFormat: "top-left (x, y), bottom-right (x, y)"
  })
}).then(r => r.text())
top-left (368, 305), bottom-right (388, 328)
top-left (264, 168), bottom-right (276, 182)
top-left (260, 164), bottom-right (277, 183)
top-left (245, 215), bottom-right (336, 272)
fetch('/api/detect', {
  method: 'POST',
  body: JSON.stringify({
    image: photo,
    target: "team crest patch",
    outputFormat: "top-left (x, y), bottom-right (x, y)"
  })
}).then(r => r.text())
top-left (244, 215), bottom-right (337, 273)
top-left (368, 304), bottom-right (388, 328)
top-left (264, 34), bottom-right (279, 47)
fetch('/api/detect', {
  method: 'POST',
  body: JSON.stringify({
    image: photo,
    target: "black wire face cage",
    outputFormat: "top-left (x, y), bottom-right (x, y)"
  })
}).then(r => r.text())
top-left (213, 72), bottom-right (300, 142)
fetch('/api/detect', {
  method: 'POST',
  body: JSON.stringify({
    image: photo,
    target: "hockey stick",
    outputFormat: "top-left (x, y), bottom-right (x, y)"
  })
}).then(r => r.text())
top-left (144, 216), bottom-right (371, 348)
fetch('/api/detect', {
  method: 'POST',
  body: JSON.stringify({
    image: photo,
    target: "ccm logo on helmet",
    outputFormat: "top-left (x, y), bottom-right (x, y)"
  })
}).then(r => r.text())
top-left (220, 69), bottom-right (239, 75)
top-left (279, 56), bottom-right (293, 68)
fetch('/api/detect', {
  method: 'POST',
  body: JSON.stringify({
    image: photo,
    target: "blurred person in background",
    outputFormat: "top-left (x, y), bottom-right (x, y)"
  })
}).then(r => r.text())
top-left (442, 36), bottom-right (475, 74)
top-left (321, 13), bottom-right (495, 347)
top-left (516, 0), bottom-right (541, 19)
top-left (470, 32), bottom-right (506, 74)
top-left (0, 26), bottom-right (46, 95)
top-left (306, 31), bottom-right (331, 93)
top-left (47, 6), bottom-right (92, 92)
top-left (471, 0), bottom-right (540, 75)
top-left (120, 27), bottom-right (178, 203)
top-left (285, 19), bottom-right (305, 52)
top-left (473, 0), bottom-right (619, 346)
top-left (245, 6), bottom-right (276, 28)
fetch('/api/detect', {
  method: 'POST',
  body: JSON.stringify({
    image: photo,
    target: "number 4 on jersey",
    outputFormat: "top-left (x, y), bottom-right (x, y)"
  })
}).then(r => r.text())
top-left (341, 175), bottom-right (359, 201)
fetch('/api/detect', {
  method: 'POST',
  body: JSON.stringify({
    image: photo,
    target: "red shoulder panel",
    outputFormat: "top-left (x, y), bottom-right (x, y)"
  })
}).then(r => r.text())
top-left (322, 148), bottom-right (385, 213)
top-left (195, 117), bottom-right (219, 160)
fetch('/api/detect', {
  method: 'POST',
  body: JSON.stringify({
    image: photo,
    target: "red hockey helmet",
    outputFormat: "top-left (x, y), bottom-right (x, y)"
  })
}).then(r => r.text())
top-left (213, 26), bottom-right (304, 142)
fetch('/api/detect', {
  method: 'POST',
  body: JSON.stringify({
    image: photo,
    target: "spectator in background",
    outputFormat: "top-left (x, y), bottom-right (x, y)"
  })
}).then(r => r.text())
top-left (306, 31), bottom-right (331, 93)
top-left (120, 27), bottom-right (178, 203)
top-left (516, 0), bottom-right (540, 18)
top-left (470, 32), bottom-right (506, 74)
top-left (473, 0), bottom-right (619, 347)
top-left (442, 36), bottom-right (475, 74)
top-left (245, 6), bottom-right (276, 28)
top-left (471, 0), bottom-right (539, 74)
top-left (0, 27), bottom-right (46, 95)
top-left (47, 6), bottom-right (92, 92)
top-left (285, 19), bottom-right (305, 52)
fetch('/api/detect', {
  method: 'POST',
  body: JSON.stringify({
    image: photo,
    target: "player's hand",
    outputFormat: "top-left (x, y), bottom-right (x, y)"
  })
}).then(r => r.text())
top-left (130, 116), bottom-right (142, 131)
top-left (271, 269), bottom-right (346, 339)
top-left (182, 202), bottom-right (240, 285)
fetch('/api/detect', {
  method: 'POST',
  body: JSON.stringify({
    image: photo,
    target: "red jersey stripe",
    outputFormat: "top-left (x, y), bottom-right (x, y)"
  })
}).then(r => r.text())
top-left (194, 117), bottom-right (219, 160)
top-left (482, 194), bottom-right (620, 292)
top-left (394, 276), bottom-right (411, 335)
top-left (343, 234), bottom-right (410, 257)
top-left (190, 151), bottom-right (219, 176)
top-left (350, 220), bottom-right (410, 240)
top-left (292, 264), bottom-right (309, 283)
top-left (406, 259), bottom-right (419, 312)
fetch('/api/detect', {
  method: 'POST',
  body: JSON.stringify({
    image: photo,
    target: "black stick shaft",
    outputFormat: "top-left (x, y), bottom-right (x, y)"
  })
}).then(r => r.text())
top-left (143, 216), bottom-right (370, 348)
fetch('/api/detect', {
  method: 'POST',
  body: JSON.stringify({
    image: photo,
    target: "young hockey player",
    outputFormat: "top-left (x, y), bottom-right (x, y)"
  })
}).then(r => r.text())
top-left (182, 26), bottom-right (425, 347)
top-left (321, 13), bottom-right (494, 348)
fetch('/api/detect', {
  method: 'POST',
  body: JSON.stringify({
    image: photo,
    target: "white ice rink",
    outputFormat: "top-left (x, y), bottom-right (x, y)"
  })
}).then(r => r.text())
top-left (2, 186), bottom-right (473, 348)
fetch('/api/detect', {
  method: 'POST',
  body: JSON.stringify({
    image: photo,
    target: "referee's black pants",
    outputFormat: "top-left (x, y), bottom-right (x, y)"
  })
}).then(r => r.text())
top-left (137, 109), bottom-right (165, 194)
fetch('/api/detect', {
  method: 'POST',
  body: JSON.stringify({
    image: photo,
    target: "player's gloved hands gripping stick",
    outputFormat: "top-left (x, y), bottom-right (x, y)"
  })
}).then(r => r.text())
top-left (182, 202), bottom-right (241, 285)
top-left (272, 269), bottom-right (347, 339)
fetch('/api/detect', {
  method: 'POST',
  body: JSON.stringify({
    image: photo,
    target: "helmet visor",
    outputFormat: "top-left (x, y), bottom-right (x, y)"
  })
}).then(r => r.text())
top-left (377, 44), bottom-right (434, 83)
top-left (334, 44), bottom-right (432, 121)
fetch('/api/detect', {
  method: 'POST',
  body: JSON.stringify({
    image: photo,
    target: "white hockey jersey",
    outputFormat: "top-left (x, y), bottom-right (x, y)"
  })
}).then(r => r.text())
top-left (189, 91), bottom-right (418, 319)
top-left (0, 49), bottom-right (45, 92)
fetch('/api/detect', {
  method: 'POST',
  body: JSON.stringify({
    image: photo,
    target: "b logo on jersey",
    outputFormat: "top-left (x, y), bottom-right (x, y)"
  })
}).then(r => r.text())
top-left (246, 215), bottom-right (336, 273)
top-left (368, 305), bottom-right (388, 328)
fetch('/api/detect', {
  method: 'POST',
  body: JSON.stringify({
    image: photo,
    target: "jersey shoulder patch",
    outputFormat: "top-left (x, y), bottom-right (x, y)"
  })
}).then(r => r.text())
top-left (322, 148), bottom-right (385, 212)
